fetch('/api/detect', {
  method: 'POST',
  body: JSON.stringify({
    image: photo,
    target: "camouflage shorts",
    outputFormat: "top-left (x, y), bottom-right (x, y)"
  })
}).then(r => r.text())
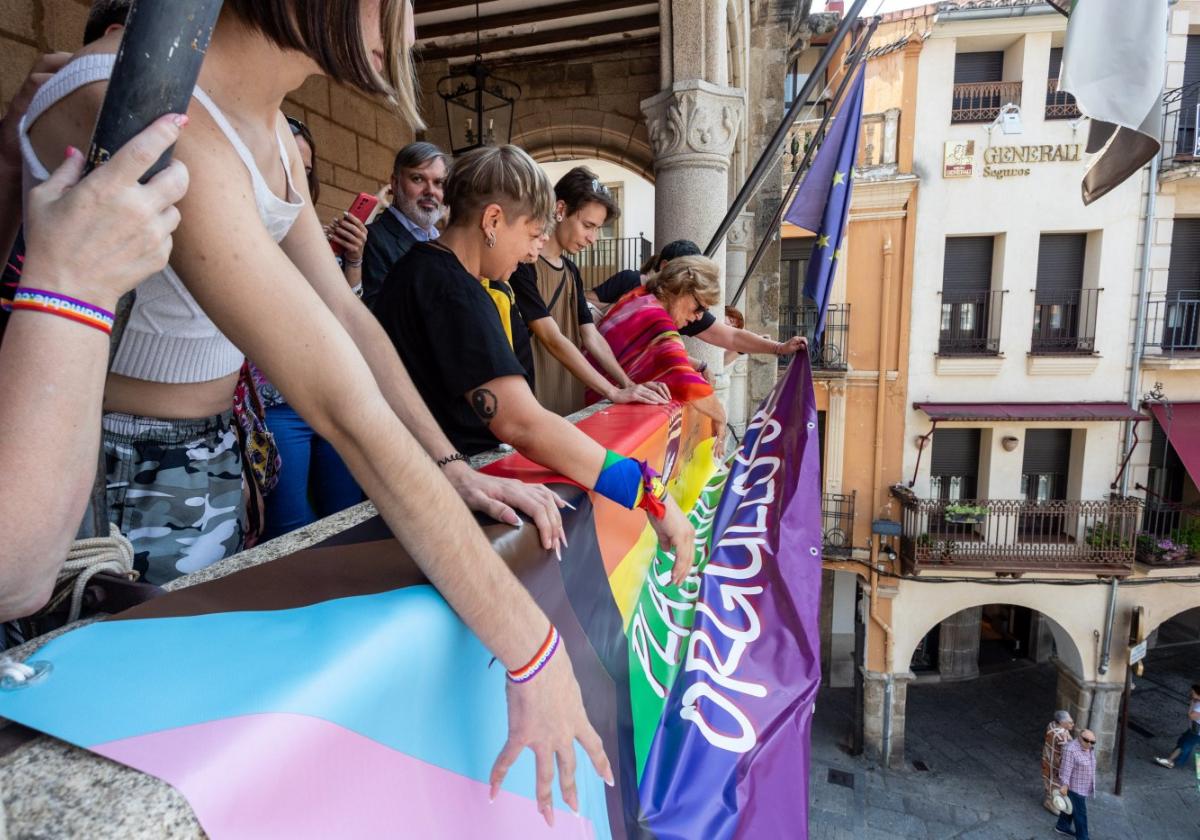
top-left (103, 410), bottom-right (245, 586)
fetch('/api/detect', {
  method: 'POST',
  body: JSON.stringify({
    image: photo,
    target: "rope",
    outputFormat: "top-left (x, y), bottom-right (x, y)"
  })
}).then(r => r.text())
top-left (56, 523), bottom-right (136, 626)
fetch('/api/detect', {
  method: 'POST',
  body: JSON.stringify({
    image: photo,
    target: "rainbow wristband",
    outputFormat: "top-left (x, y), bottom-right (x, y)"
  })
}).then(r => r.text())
top-left (507, 624), bottom-right (560, 684)
top-left (9, 287), bottom-right (114, 335)
top-left (593, 450), bottom-right (642, 509)
top-left (638, 462), bottom-right (669, 519)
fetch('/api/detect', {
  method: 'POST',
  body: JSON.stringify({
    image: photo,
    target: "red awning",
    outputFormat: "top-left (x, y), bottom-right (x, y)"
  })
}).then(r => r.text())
top-left (1148, 403), bottom-right (1200, 490)
top-left (914, 402), bottom-right (1145, 422)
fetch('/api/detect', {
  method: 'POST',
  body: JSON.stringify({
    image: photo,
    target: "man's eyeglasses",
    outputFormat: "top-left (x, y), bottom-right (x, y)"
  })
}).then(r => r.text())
top-left (1081, 737), bottom-right (1096, 745)
top-left (286, 116), bottom-right (307, 136)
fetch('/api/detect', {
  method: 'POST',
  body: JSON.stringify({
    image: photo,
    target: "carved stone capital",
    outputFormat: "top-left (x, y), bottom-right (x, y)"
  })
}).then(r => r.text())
top-left (726, 210), bottom-right (757, 251)
top-left (641, 80), bottom-right (745, 172)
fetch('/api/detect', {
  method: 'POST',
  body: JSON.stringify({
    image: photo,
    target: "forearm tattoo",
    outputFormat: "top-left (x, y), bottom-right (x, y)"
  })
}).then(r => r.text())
top-left (470, 388), bottom-right (499, 424)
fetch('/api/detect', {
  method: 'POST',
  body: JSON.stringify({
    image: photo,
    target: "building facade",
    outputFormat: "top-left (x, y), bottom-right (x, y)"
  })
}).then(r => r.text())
top-left (807, 0), bottom-right (1200, 771)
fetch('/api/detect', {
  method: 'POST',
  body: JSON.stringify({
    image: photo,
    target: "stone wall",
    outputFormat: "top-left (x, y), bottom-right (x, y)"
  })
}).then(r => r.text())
top-left (0, 0), bottom-right (413, 224)
top-left (416, 45), bottom-right (660, 183)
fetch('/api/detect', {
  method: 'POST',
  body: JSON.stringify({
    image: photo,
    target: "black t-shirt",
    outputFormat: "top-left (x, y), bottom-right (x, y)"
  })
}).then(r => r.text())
top-left (510, 258), bottom-right (593, 327)
top-left (681, 309), bottom-right (716, 337)
top-left (375, 242), bottom-right (529, 456)
top-left (591, 269), bottom-right (641, 304)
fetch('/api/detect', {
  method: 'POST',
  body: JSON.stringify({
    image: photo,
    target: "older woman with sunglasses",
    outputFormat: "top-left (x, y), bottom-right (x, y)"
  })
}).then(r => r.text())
top-left (589, 255), bottom-right (728, 457)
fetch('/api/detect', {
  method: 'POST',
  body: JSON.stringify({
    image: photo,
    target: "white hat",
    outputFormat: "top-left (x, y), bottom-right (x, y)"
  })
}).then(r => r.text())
top-left (1051, 791), bottom-right (1073, 816)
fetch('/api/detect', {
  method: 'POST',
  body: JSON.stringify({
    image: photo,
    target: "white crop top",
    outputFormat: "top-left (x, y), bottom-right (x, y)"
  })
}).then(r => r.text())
top-left (18, 53), bottom-right (305, 384)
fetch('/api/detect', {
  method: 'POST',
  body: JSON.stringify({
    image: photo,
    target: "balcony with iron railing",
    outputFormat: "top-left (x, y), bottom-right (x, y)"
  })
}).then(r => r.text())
top-left (779, 302), bottom-right (849, 372)
top-left (1142, 291), bottom-right (1200, 360)
top-left (574, 235), bottom-right (653, 289)
top-left (1030, 288), bottom-right (1100, 355)
top-left (1044, 79), bottom-right (1081, 120)
top-left (1136, 472), bottom-right (1200, 567)
top-left (784, 110), bottom-right (900, 178)
top-left (891, 486), bottom-right (1139, 575)
top-left (821, 492), bottom-right (856, 558)
top-left (951, 80), bottom-right (1023, 123)
top-left (1160, 80), bottom-right (1200, 171)
top-left (938, 290), bottom-right (1005, 356)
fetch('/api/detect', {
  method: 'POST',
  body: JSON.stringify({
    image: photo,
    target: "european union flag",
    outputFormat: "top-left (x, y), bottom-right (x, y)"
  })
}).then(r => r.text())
top-left (783, 67), bottom-right (865, 341)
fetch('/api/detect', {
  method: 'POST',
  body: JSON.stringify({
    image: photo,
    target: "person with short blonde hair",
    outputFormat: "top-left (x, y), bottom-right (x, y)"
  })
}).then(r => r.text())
top-left (375, 141), bottom-right (696, 575)
top-left (591, 255), bottom-right (729, 455)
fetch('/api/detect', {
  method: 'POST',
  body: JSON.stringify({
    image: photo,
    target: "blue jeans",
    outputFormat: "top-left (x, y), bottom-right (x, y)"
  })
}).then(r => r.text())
top-left (1055, 791), bottom-right (1089, 840)
top-left (1174, 730), bottom-right (1200, 766)
top-left (263, 403), bottom-right (363, 540)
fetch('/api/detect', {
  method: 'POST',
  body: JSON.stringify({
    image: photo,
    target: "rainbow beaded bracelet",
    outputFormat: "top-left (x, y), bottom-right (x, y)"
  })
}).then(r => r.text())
top-left (8, 287), bottom-right (115, 336)
top-left (507, 624), bottom-right (560, 684)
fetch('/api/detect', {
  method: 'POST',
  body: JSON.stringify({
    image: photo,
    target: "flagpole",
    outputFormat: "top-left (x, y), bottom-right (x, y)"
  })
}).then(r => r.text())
top-left (703, 0), bottom-right (870, 259)
top-left (728, 16), bottom-right (878, 309)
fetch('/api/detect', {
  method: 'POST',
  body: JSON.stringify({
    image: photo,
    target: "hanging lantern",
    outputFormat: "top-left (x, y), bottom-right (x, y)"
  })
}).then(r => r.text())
top-left (436, 57), bottom-right (521, 155)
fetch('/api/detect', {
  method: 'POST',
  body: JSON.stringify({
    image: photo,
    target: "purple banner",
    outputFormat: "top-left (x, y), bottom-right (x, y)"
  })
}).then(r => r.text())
top-left (638, 354), bottom-right (823, 840)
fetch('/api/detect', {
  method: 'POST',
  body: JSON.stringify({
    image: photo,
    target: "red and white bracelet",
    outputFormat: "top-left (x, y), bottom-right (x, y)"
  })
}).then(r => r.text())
top-left (507, 624), bottom-right (560, 684)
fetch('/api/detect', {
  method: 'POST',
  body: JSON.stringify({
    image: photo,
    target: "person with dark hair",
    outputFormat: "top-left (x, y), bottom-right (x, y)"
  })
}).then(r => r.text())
top-left (1154, 683), bottom-right (1200, 769)
top-left (362, 140), bottom-right (448, 307)
top-left (83, 0), bottom-right (132, 45)
top-left (511, 165), bottom-right (667, 416)
top-left (587, 238), bottom-right (808, 366)
top-left (21, 4), bottom-right (606, 816)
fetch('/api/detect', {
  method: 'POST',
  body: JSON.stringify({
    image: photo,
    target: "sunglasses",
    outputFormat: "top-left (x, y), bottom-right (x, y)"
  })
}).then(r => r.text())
top-left (286, 115), bottom-right (307, 135)
top-left (590, 177), bottom-right (610, 196)
top-left (1081, 738), bottom-right (1095, 745)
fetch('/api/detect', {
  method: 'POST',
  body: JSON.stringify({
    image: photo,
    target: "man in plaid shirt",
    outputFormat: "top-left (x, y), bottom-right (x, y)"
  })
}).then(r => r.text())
top-left (1054, 728), bottom-right (1097, 839)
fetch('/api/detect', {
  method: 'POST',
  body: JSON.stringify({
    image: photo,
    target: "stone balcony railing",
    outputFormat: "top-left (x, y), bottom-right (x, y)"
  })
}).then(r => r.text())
top-left (891, 486), bottom-right (1140, 575)
top-left (783, 108), bottom-right (900, 179)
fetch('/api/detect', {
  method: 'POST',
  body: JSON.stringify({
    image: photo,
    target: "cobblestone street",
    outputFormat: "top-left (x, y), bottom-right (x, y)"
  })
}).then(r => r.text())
top-left (808, 643), bottom-right (1200, 839)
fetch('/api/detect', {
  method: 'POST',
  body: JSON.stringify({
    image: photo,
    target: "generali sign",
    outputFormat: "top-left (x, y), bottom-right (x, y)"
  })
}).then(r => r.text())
top-left (943, 140), bottom-right (1082, 180)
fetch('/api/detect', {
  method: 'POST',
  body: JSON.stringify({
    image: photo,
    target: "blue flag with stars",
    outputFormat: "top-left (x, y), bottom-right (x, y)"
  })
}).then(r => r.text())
top-left (784, 66), bottom-right (865, 341)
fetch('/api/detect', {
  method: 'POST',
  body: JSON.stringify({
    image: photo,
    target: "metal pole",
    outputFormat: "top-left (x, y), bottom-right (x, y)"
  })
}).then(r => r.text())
top-left (729, 17), bottom-right (878, 309)
top-left (704, 0), bottom-right (869, 258)
top-left (1098, 576), bottom-right (1119, 675)
top-left (1114, 607), bottom-right (1140, 795)
top-left (79, 0), bottom-right (225, 538)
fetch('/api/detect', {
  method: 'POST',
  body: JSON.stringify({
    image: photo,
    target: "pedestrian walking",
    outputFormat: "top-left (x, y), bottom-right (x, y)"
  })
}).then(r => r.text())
top-left (1054, 728), bottom-right (1097, 839)
top-left (1042, 710), bottom-right (1074, 812)
top-left (1154, 683), bottom-right (1200, 770)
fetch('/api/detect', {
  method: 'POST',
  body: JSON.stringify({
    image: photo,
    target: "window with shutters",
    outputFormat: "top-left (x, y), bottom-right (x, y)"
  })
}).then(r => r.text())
top-left (1163, 219), bottom-right (1200, 353)
top-left (778, 240), bottom-right (849, 372)
top-left (1142, 422), bottom-right (1189, 537)
top-left (939, 237), bottom-right (1003, 355)
top-left (1045, 47), bottom-right (1080, 119)
top-left (930, 429), bottom-right (981, 502)
top-left (1031, 233), bottom-right (1097, 354)
top-left (1019, 429), bottom-right (1072, 539)
top-left (951, 51), bottom-right (1020, 122)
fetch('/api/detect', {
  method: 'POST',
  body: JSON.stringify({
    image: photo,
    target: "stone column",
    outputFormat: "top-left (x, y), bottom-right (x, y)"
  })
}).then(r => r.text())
top-left (937, 607), bottom-right (982, 682)
top-left (824, 382), bottom-right (847, 494)
top-left (642, 80), bottom-right (745, 380)
top-left (1054, 658), bottom-right (1125, 770)
top-left (724, 210), bottom-right (756, 427)
top-left (862, 669), bottom-right (914, 769)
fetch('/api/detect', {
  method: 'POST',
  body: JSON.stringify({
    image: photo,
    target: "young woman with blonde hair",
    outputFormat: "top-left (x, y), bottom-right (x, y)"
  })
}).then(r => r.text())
top-left (21, 0), bottom-right (604, 818)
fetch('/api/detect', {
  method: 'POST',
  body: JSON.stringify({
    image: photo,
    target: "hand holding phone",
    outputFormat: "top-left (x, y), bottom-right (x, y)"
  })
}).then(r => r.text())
top-left (329, 192), bottom-right (378, 257)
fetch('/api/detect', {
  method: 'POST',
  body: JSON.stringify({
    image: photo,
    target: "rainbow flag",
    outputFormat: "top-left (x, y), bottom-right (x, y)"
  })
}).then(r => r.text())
top-left (0, 356), bottom-right (823, 838)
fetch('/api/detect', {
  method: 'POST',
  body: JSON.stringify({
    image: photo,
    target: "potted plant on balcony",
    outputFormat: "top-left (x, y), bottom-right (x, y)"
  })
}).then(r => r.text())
top-left (944, 503), bottom-right (987, 525)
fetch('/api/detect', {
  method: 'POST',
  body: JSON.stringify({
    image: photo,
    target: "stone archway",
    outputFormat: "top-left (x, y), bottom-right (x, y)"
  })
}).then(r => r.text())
top-left (515, 108), bottom-right (655, 183)
top-left (898, 598), bottom-right (1086, 679)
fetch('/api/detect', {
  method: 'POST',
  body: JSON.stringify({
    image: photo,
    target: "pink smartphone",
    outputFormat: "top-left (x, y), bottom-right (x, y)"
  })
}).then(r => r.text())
top-left (331, 192), bottom-right (379, 256)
